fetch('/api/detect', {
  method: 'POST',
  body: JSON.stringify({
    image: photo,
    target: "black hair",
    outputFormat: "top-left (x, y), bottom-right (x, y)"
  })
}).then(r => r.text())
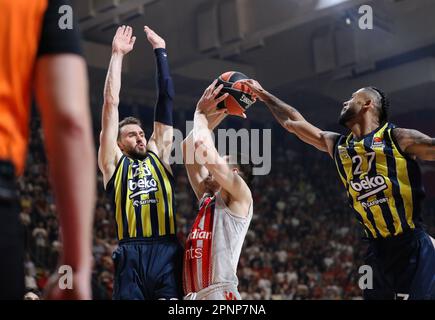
top-left (366, 86), bottom-right (389, 124)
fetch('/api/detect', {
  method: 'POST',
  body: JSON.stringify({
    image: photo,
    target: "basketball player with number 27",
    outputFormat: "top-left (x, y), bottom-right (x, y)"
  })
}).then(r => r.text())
top-left (241, 79), bottom-right (435, 300)
top-left (181, 79), bottom-right (255, 300)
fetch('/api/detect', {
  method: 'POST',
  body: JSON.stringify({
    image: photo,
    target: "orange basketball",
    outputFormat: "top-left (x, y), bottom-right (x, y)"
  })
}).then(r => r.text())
top-left (216, 71), bottom-right (256, 116)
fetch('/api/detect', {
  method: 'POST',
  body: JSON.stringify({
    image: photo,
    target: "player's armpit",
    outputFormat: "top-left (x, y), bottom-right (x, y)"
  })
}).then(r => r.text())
top-left (321, 131), bottom-right (342, 158)
top-left (393, 128), bottom-right (435, 161)
top-left (148, 122), bottom-right (173, 165)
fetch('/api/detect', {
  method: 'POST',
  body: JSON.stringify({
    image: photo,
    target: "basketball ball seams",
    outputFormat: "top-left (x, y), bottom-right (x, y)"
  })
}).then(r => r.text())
top-left (219, 71), bottom-right (235, 82)
top-left (215, 71), bottom-right (256, 115)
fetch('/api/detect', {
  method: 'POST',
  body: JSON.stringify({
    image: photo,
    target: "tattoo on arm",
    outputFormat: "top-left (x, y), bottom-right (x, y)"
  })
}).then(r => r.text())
top-left (264, 95), bottom-right (304, 127)
top-left (394, 128), bottom-right (435, 161)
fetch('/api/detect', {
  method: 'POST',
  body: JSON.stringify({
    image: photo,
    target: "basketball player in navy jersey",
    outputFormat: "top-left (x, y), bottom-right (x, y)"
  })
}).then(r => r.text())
top-left (241, 79), bottom-right (435, 300)
top-left (98, 26), bottom-right (182, 300)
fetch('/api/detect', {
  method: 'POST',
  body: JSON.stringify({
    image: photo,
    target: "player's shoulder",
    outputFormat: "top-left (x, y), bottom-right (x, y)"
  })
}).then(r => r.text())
top-left (323, 131), bottom-right (344, 159)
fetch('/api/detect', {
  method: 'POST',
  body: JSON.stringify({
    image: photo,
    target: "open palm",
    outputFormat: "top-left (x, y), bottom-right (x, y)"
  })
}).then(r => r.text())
top-left (112, 25), bottom-right (136, 55)
top-left (144, 26), bottom-right (165, 49)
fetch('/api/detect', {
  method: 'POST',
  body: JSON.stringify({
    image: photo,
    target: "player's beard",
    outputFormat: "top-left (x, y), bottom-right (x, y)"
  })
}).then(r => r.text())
top-left (338, 107), bottom-right (358, 127)
top-left (126, 145), bottom-right (147, 160)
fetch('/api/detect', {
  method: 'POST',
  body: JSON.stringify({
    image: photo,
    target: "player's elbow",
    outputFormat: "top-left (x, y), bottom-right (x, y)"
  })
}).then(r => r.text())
top-left (194, 140), bottom-right (205, 151)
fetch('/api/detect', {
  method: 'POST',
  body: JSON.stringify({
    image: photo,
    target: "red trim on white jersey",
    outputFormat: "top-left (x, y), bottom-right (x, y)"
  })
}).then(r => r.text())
top-left (183, 196), bottom-right (214, 294)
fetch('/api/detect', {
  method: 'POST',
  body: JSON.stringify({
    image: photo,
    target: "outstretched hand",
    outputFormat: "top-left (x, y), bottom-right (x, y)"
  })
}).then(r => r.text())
top-left (112, 25), bottom-right (136, 55)
top-left (239, 79), bottom-right (268, 102)
top-left (144, 26), bottom-right (166, 49)
top-left (196, 80), bottom-right (229, 116)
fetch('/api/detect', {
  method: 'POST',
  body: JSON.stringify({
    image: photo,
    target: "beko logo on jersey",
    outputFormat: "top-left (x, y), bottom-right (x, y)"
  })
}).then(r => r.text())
top-left (128, 178), bottom-right (158, 198)
top-left (350, 175), bottom-right (388, 201)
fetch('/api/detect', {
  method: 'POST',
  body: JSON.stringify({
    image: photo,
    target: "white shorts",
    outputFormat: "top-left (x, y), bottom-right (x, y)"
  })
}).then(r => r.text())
top-left (184, 283), bottom-right (241, 300)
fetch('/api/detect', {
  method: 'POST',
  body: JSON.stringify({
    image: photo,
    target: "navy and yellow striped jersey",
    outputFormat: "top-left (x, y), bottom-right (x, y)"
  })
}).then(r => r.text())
top-left (333, 122), bottom-right (425, 239)
top-left (106, 151), bottom-right (176, 241)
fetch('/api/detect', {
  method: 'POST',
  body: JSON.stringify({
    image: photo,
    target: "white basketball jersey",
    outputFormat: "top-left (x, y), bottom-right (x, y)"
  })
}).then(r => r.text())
top-left (183, 192), bottom-right (253, 295)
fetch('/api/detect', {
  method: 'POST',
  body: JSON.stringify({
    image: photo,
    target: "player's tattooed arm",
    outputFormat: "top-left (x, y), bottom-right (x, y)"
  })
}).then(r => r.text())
top-left (240, 79), bottom-right (305, 125)
top-left (393, 128), bottom-right (435, 161)
top-left (241, 79), bottom-right (340, 158)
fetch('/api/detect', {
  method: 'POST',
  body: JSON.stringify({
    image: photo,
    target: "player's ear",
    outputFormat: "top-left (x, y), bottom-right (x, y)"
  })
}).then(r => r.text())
top-left (361, 99), bottom-right (372, 111)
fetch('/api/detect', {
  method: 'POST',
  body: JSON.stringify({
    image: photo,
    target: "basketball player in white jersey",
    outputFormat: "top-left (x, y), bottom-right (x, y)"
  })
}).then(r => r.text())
top-left (181, 80), bottom-right (254, 300)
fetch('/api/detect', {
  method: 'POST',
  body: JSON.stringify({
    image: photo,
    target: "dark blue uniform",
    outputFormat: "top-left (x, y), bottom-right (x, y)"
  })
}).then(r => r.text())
top-left (106, 152), bottom-right (183, 300)
top-left (333, 123), bottom-right (435, 300)
top-left (112, 237), bottom-right (183, 300)
top-left (363, 228), bottom-right (435, 300)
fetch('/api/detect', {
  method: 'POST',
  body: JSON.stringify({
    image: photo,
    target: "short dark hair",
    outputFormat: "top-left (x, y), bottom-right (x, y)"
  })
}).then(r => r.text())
top-left (118, 117), bottom-right (142, 140)
top-left (227, 153), bottom-right (254, 187)
top-left (364, 87), bottom-right (389, 124)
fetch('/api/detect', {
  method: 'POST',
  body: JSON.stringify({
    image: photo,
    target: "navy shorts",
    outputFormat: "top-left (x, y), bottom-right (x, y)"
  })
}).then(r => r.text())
top-left (112, 236), bottom-right (183, 300)
top-left (363, 228), bottom-right (435, 300)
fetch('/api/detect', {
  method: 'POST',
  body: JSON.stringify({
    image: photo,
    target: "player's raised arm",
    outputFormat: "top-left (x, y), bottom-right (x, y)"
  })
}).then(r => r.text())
top-left (181, 131), bottom-right (210, 200)
top-left (191, 82), bottom-right (251, 209)
top-left (144, 26), bottom-right (174, 172)
top-left (241, 79), bottom-right (340, 158)
top-left (181, 84), bottom-right (227, 200)
top-left (98, 26), bottom-right (135, 187)
top-left (393, 128), bottom-right (435, 161)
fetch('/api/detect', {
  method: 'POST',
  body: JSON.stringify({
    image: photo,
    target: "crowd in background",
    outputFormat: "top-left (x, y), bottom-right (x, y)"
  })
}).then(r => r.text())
top-left (20, 117), bottom-right (435, 300)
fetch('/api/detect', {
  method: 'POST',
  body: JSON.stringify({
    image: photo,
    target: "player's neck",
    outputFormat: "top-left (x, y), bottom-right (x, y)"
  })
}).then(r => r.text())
top-left (348, 117), bottom-right (381, 139)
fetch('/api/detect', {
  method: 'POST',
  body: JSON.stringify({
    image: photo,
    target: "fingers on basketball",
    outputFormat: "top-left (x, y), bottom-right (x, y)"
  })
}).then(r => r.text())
top-left (212, 84), bottom-right (224, 97)
top-left (216, 92), bottom-right (229, 104)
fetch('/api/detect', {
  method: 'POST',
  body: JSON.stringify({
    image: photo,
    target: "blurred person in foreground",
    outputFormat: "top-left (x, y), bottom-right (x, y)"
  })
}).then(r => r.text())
top-left (0, 0), bottom-right (95, 299)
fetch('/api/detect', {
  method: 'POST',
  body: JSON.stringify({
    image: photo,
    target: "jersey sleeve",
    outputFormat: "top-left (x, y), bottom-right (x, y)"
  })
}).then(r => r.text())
top-left (37, 0), bottom-right (83, 57)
